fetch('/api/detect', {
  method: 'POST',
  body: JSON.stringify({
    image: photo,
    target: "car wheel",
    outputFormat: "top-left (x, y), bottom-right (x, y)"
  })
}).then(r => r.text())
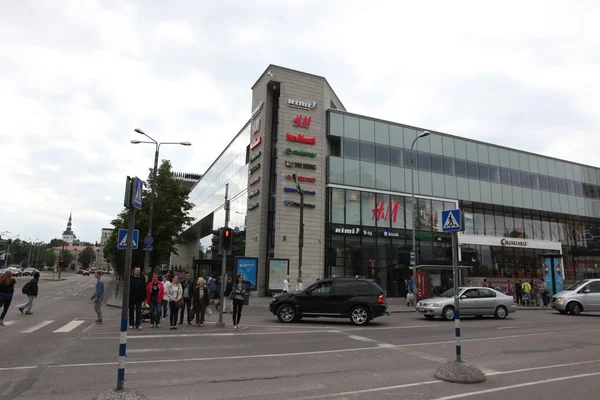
top-left (424, 315), bottom-right (435, 320)
top-left (442, 306), bottom-right (455, 321)
top-left (568, 302), bottom-right (582, 316)
top-left (350, 305), bottom-right (370, 326)
top-left (276, 304), bottom-right (296, 323)
top-left (494, 306), bottom-right (508, 319)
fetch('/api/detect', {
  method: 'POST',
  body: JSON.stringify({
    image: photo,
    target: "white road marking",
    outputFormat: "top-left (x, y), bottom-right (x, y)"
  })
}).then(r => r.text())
top-left (348, 324), bottom-right (442, 331)
top-left (1, 321), bottom-right (17, 327)
top-left (0, 366), bottom-right (38, 372)
top-left (56, 292), bottom-right (63, 295)
top-left (21, 320), bottom-right (54, 333)
top-left (347, 335), bottom-right (377, 343)
top-left (378, 343), bottom-right (396, 348)
top-left (398, 349), bottom-right (447, 363)
top-left (497, 326), bottom-right (517, 330)
top-left (53, 319), bottom-right (85, 333)
top-left (479, 367), bottom-right (500, 374)
top-left (85, 328), bottom-right (344, 340)
top-left (486, 359), bottom-right (600, 376)
top-left (430, 371), bottom-right (600, 400)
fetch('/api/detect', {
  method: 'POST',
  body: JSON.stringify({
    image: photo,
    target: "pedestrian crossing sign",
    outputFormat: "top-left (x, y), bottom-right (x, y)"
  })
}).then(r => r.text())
top-left (441, 209), bottom-right (462, 232)
top-left (117, 229), bottom-right (139, 249)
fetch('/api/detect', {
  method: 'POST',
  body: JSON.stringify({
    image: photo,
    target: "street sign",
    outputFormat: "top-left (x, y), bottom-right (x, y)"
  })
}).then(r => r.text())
top-left (441, 209), bottom-right (462, 232)
top-left (143, 235), bottom-right (154, 246)
top-left (143, 246), bottom-right (153, 252)
top-left (117, 229), bottom-right (139, 249)
top-left (132, 177), bottom-right (143, 210)
top-left (409, 250), bottom-right (416, 266)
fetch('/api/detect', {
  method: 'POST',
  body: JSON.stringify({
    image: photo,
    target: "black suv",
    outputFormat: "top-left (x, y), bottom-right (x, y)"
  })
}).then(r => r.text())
top-left (269, 278), bottom-right (388, 326)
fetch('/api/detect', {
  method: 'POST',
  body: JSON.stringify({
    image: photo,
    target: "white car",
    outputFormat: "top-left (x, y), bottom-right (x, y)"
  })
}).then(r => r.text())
top-left (7, 267), bottom-right (23, 277)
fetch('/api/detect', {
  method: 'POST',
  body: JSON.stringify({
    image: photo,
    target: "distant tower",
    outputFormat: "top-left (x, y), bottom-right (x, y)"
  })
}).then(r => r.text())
top-left (61, 212), bottom-right (77, 244)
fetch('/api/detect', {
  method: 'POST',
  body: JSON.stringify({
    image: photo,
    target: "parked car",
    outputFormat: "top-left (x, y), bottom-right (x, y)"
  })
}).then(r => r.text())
top-left (551, 279), bottom-right (600, 315)
top-left (82, 270), bottom-right (90, 276)
top-left (7, 267), bottom-right (23, 277)
top-left (77, 269), bottom-right (84, 275)
top-left (416, 287), bottom-right (516, 321)
top-left (23, 268), bottom-right (36, 276)
top-left (269, 277), bottom-right (389, 326)
top-left (0, 269), bottom-right (6, 275)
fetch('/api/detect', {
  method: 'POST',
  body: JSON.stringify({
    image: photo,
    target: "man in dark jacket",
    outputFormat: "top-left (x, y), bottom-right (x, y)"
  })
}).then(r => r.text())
top-left (179, 271), bottom-right (195, 325)
top-left (129, 267), bottom-right (146, 330)
top-left (18, 272), bottom-right (40, 314)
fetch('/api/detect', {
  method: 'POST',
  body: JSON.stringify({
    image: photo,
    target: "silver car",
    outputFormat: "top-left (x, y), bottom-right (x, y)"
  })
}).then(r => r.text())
top-left (417, 287), bottom-right (517, 321)
top-left (551, 279), bottom-right (600, 315)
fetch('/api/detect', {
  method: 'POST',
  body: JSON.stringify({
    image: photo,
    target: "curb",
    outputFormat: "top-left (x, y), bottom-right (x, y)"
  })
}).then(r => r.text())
top-left (44, 278), bottom-right (67, 281)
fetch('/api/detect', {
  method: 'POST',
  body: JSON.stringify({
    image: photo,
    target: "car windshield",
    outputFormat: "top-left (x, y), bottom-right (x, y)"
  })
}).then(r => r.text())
top-left (565, 280), bottom-right (589, 290)
top-left (440, 287), bottom-right (465, 298)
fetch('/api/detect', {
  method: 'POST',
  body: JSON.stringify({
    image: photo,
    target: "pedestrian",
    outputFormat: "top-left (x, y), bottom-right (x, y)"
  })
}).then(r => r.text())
top-left (516, 279), bottom-right (523, 305)
top-left (223, 276), bottom-right (233, 313)
top-left (230, 274), bottom-right (247, 329)
top-left (482, 278), bottom-right (489, 288)
top-left (0, 270), bottom-right (16, 325)
top-left (166, 274), bottom-right (183, 329)
top-left (505, 280), bottom-right (514, 300)
top-left (296, 277), bottom-right (303, 292)
top-left (282, 275), bottom-right (290, 293)
top-left (162, 274), bottom-right (171, 318)
top-left (129, 267), bottom-right (146, 330)
top-left (193, 277), bottom-right (209, 326)
top-left (406, 275), bottom-right (415, 306)
top-left (90, 271), bottom-right (104, 324)
top-left (145, 273), bottom-right (164, 328)
top-left (18, 272), bottom-right (40, 315)
top-left (179, 271), bottom-right (194, 325)
top-left (521, 280), bottom-right (532, 306)
top-left (540, 279), bottom-right (549, 307)
top-left (208, 274), bottom-right (217, 303)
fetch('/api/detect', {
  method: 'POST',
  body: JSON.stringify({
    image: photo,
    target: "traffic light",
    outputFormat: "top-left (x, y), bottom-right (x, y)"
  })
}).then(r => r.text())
top-left (211, 229), bottom-right (221, 255)
top-left (59, 259), bottom-right (64, 268)
top-left (222, 227), bottom-right (233, 252)
top-left (95, 241), bottom-right (98, 247)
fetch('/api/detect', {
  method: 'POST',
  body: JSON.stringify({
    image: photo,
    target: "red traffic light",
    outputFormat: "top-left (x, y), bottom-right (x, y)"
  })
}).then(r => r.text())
top-left (224, 229), bottom-right (231, 238)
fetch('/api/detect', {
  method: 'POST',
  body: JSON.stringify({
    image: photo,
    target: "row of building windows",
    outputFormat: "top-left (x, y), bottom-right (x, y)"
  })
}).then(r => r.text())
top-left (341, 138), bottom-right (600, 199)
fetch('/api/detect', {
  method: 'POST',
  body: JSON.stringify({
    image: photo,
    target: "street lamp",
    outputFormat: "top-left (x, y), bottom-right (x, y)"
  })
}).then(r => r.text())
top-left (131, 128), bottom-right (192, 272)
top-left (410, 130), bottom-right (430, 301)
top-left (26, 237), bottom-right (39, 268)
top-left (292, 174), bottom-right (304, 279)
top-left (1, 231), bottom-right (19, 268)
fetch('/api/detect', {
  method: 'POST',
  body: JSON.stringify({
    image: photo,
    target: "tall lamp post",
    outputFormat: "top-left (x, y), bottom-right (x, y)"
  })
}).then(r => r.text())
top-left (131, 129), bottom-right (191, 273)
top-left (410, 130), bottom-right (430, 300)
top-left (292, 174), bottom-right (304, 279)
top-left (1, 231), bottom-right (19, 268)
top-left (26, 237), bottom-right (39, 268)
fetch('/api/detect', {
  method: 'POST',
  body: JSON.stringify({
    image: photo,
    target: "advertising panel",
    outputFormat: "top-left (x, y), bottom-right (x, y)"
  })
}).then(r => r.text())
top-left (416, 271), bottom-right (428, 301)
top-left (542, 257), bottom-right (564, 296)
top-left (235, 257), bottom-right (258, 291)
top-left (268, 258), bottom-right (290, 291)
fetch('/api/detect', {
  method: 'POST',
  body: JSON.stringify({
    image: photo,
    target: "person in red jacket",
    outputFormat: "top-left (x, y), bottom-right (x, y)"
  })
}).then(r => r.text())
top-left (145, 273), bottom-right (165, 328)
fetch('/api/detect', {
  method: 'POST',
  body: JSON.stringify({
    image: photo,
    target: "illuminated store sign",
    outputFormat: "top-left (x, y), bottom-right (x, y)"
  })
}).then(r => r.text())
top-left (286, 133), bottom-right (316, 145)
top-left (501, 238), bottom-right (528, 247)
top-left (372, 200), bottom-right (399, 223)
top-left (249, 163), bottom-right (261, 175)
top-left (248, 203), bottom-right (259, 211)
top-left (251, 101), bottom-right (263, 119)
top-left (252, 118), bottom-right (261, 134)
top-left (284, 187), bottom-right (316, 195)
top-left (285, 148), bottom-right (316, 157)
top-left (288, 99), bottom-right (317, 110)
top-left (249, 176), bottom-right (260, 186)
top-left (250, 136), bottom-right (262, 150)
top-left (284, 199), bottom-right (316, 209)
top-left (332, 226), bottom-right (373, 237)
top-left (250, 151), bottom-right (261, 163)
top-left (292, 115), bottom-right (311, 129)
top-left (284, 160), bottom-right (316, 170)
top-left (248, 189), bottom-right (260, 198)
top-left (285, 174), bottom-right (316, 183)
top-left (381, 230), bottom-right (401, 238)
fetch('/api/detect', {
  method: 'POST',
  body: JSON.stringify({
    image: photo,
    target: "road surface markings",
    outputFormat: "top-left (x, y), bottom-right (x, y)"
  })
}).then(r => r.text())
top-left (0, 321), bottom-right (18, 327)
top-left (397, 349), bottom-right (447, 363)
top-left (486, 359), bottom-right (600, 376)
top-left (0, 366), bottom-right (38, 372)
top-left (289, 380), bottom-right (442, 400)
top-left (53, 319), bottom-right (85, 333)
top-left (21, 320), bottom-right (54, 333)
top-left (84, 328), bottom-right (344, 339)
top-left (497, 326), bottom-right (517, 330)
top-left (430, 371), bottom-right (600, 400)
top-left (348, 324), bottom-right (442, 331)
top-left (347, 335), bottom-right (378, 343)
top-left (56, 292), bottom-right (63, 295)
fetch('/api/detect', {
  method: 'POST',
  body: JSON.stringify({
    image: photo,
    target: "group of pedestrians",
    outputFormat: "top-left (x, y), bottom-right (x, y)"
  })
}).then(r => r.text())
top-left (126, 270), bottom-right (248, 330)
top-left (0, 270), bottom-right (41, 326)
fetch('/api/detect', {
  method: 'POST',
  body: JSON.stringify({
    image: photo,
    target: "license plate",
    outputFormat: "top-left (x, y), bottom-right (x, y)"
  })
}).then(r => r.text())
top-left (417, 307), bottom-right (425, 312)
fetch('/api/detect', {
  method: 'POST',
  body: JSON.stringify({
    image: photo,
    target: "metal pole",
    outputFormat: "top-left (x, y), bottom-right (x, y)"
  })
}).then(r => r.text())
top-left (452, 231), bottom-right (461, 362)
top-left (58, 242), bottom-right (65, 279)
top-left (5, 242), bottom-right (10, 268)
top-left (298, 189), bottom-right (304, 279)
top-left (410, 139), bottom-right (418, 308)
top-left (27, 242), bottom-right (33, 267)
top-left (143, 145), bottom-right (160, 274)
top-left (217, 184), bottom-right (230, 328)
top-left (117, 178), bottom-right (136, 391)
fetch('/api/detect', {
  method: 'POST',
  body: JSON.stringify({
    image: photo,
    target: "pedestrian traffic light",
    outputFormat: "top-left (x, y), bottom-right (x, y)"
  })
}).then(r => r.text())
top-left (59, 259), bottom-right (64, 267)
top-left (222, 227), bottom-right (233, 253)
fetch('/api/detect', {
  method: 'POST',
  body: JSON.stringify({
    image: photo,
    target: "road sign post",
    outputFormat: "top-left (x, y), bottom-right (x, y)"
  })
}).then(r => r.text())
top-left (216, 183), bottom-right (230, 328)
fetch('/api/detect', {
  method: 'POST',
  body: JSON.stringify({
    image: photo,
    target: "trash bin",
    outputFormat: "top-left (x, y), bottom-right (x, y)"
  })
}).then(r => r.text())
top-left (244, 293), bottom-right (250, 306)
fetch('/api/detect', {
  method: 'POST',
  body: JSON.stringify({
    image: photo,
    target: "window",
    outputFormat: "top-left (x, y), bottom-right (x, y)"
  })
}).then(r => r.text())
top-left (467, 161), bottom-right (479, 179)
top-left (549, 177), bottom-right (558, 192)
top-left (332, 281), bottom-right (354, 295)
top-left (360, 142), bottom-right (375, 162)
top-left (539, 175), bottom-right (549, 191)
top-left (530, 174), bottom-right (540, 190)
top-left (443, 157), bottom-right (455, 175)
top-left (489, 166), bottom-right (500, 183)
top-left (510, 169), bottom-right (521, 186)
top-left (418, 152), bottom-right (431, 171)
top-left (557, 178), bottom-right (568, 194)
top-left (310, 281), bottom-right (332, 295)
top-left (566, 180), bottom-right (575, 195)
top-left (520, 172), bottom-right (531, 188)
top-left (331, 188), bottom-right (345, 223)
top-left (343, 138), bottom-right (360, 159)
top-left (479, 288), bottom-right (496, 298)
top-left (375, 144), bottom-right (389, 164)
top-left (430, 154), bottom-right (444, 173)
top-left (500, 168), bottom-right (511, 184)
top-left (405, 150), bottom-right (416, 167)
top-left (479, 164), bottom-right (490, 181)
top-left (390, 147), bottom-right (403, 166)
top-left (354, 281), bottom-right (376, 295)
top-left (574, 182), bottom-right (584, 196)
top-left (587, 281), bottom-right (600, 293)
top-left (455, 160), bottom-right (467, 177)
top-left (484, 211), bottom-right (496, 236)
top-left (462, 288), bottom-right (479, 298)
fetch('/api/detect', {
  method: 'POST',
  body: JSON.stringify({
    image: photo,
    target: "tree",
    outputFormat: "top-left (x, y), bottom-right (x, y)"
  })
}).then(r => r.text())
top-left (50, 239), bottom-right (67, 248)
top-left (44, 248), bottom-right (56, 267)
top-left (104, 160), bottom-right (195, 276)
top-left (59, 249), bottom-right (73, 269)
top-left (78, 246), bottom-right (95, 269)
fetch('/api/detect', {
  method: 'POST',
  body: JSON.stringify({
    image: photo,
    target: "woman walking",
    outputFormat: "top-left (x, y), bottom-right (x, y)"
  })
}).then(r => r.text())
top-left (192, 277), bottom-right (209, 326)
top-left (166, 274), bottom-right (183, 329)
top-left (229, 274), bottom-right (247, 329)
top-left (146, 273), bottom-right (165, 328)
top-left (0, 270), bottom-right (16, 325)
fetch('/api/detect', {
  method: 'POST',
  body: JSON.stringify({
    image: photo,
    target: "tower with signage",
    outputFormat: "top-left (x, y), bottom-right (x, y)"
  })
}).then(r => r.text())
top-left (244, 66), bottom-right (346, 294)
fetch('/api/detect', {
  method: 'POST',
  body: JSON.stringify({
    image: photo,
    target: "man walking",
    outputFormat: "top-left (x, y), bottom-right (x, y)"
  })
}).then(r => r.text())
top-left (179, 271), bottom-right (194, 325)
top-left (91, 271), bottom-right (104, 324)
top-left (129, 267), bottom-right (145, 330)
top-left (18, 272), bottom-right (40, 314)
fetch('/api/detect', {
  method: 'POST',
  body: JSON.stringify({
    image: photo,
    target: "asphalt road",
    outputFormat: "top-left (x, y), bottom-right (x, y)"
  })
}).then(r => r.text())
top-left (1, 274), bottom-right (600, 400)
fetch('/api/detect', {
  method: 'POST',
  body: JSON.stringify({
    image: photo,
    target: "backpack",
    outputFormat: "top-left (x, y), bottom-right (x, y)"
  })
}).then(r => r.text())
top-left (22, 280), bottom-right (32, 295)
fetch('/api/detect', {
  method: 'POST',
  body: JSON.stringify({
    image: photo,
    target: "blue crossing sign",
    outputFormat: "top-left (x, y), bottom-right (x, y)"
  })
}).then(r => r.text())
top-left (117, 229), bottom-right (139, 249)
top-left (441, 209), bottom-right (462, 232)
top-left (132, 177), bottom-right (143, 210)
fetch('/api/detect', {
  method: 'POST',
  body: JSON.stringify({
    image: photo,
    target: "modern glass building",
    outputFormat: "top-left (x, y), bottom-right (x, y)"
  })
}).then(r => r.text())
top-left (173, 65), bottom-right (600, 297)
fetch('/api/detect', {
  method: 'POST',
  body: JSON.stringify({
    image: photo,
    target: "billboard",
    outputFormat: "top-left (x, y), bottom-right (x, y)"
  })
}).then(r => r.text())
top-left (235, 257), bottom-right (258, 291)
top-left (268, 258), bottom-right (289, 291)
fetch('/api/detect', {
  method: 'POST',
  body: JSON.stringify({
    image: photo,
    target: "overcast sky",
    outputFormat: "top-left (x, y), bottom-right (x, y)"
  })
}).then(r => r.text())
top-left (1, 0), bottom-right (599, 243)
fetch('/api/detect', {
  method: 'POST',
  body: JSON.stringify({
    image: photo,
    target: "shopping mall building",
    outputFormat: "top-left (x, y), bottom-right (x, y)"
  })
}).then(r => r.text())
top-left (171, 65), bottom-right (600, 298)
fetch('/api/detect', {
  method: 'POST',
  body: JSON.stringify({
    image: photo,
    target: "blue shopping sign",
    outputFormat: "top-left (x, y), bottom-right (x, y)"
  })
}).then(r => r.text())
top-left (117, 229), bottom-right (139, 249)
top-left (441, 209), bottom-right (462, 232)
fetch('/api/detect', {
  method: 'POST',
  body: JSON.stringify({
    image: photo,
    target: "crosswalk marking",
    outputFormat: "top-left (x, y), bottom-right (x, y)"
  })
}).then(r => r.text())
top-left (21, 320), bottom-right (54, 333)
top-left (53, 319), bottom-right (85, 333)
top-left (1, 321), bottom-right (17, 327)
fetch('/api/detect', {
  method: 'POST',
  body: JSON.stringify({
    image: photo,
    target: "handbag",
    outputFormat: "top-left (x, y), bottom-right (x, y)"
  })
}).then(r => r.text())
top-left (234, 294), bottom-right (245, 301)
top-left (175, 298), bottom-right (184, 309)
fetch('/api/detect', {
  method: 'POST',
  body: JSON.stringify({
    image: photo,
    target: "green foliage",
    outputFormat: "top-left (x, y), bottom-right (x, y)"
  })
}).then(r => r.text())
top-left (59, 249), bottom-right (74, 269)
top-left (50, 239), bottom-right (67, 248)
top-left (104, 160), bottom-right (195, 276)
top-left (78, 246), bottom-right (96, 269)
top-left (44, 248), bottom-right (56, 267)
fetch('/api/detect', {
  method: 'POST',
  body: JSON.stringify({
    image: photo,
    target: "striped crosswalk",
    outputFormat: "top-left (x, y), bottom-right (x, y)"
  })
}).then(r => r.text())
top-left (21, 320), bottom-right (54, 333)
top-left (52, 319), bottom-right (85, 333)
top-left (0, 319), bottom-right (91, 334)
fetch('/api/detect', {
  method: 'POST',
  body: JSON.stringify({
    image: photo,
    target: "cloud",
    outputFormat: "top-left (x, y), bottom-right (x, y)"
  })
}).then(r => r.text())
top-left (1, 0), bottom-right (599, 243)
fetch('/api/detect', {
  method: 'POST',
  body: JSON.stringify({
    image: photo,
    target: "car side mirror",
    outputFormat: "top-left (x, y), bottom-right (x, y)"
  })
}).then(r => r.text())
top-left (583, 288), bottom-right (591, 294)
top-left (460, 295), bottom-right (467, 299)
